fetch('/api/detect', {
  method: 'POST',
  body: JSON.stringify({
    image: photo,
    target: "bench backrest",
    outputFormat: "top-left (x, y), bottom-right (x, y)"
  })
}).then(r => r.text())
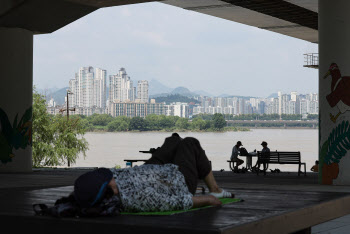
top-left (257, 151), bottom-right (301, 164)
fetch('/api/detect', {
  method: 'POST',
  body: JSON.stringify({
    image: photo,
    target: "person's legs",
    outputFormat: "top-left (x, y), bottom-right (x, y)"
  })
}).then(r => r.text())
top-left (173, 137), bottom-right (211, 194)
top-left (174, 137), bottom-right (233, 197)
top-left (205, 169), bottom-right (234, 198)
top-left (203, 170), bottom-right (221, 193)
top-left (263, 162), bottom-right (268, 175)
top-left (255, 160), bottom-right (261, 174)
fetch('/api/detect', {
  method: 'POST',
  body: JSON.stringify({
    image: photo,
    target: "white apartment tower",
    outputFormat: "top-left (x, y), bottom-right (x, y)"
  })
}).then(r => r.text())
top-left (278, 91), bottom-right (282, 115)
top-left (137, 80), bottom-right (149, 103)
top-left (78, 66), bottom-right (94, 108)
top-left (109, 68), bottom-right (135, 103)
top-left (94, 68), bottom-right (107, 109)
top-left (68, 78), bottom-right (77, 108)
top-left (69, 66), bottom-right (107, 109)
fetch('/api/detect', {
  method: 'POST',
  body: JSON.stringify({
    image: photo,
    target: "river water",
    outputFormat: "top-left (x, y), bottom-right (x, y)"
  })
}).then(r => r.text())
top-left (74, 129), bottom-right (318, 172)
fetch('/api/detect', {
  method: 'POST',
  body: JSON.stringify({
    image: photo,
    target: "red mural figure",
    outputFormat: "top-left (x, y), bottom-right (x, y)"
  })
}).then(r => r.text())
top-left (324, 63), bottom-right (350, 123)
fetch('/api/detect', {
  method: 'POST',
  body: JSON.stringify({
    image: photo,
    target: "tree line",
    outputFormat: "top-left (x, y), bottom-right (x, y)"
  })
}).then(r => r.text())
top-left (77, 113), bottom-right (245, 132)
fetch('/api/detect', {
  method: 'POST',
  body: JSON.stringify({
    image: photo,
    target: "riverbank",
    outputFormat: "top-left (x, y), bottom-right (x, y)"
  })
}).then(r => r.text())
top-left (85, 126), bottom-right (318, 132)
top-left (85, 126), bottom-right (251, 133)
top-left (248, 127), bottom-right (318, 129)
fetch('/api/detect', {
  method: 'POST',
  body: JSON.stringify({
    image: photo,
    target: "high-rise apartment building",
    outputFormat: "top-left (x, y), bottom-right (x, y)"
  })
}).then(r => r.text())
top-left (109, 68), bottom-right (135, 104)
top-left (94, 68), bottom-right (107, 109)
top-left (77, 66), bottom-right (94, 108)
top-left (68, 66), bottom-right (107, 110)
top-left (137, 80), bottom-right (149, 103)
top-left (291, 91), bottom-right (298, 102)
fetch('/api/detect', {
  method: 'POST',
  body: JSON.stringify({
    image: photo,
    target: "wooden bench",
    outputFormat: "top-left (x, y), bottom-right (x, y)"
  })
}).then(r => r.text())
top-left (227, 159), bottom-right (243, 172)
top-left (257, 151), bottom-right (306, 176)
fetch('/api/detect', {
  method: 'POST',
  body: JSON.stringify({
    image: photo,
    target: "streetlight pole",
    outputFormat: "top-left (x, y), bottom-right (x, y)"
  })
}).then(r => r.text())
top-left (66, 90), bottom-right (74, 167)
top-left (67, 91), bottom-right (69, 121)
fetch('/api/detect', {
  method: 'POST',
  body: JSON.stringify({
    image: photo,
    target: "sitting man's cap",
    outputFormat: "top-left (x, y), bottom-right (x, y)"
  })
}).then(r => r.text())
top-left (261, 141), bottom-right (268, 145)
top-left (237, 141), bottom-right (243, 146)
top-left (74, 168), bottom-right (113, 208)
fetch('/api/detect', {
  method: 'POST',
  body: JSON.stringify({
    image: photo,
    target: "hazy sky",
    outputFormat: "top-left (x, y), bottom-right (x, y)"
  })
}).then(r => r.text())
top-left (33, 2), bottom-right (318, 98)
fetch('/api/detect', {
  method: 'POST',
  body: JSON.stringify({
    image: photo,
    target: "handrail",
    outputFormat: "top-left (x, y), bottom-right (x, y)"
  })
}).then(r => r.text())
top-left (303, 53), bottom-right (319, 69)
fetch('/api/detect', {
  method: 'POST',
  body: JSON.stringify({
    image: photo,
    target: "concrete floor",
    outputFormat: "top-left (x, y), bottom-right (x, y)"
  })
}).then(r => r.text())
top-left (1, 168), bottom-right (350, 233)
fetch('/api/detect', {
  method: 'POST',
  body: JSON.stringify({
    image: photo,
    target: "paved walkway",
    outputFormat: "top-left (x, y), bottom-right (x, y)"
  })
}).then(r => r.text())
top-left (1, 168), bottom-right (350, 233)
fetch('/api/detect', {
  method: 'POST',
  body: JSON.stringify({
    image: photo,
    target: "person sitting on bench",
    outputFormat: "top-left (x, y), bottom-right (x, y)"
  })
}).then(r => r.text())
top-left (255, 141), bottom-right (270, 172)
top-left (311, 160), bottom-right (319, 172)
top-left (230, 141), bottom-right (244, 166)
top-left (74, 136), bottom-right (234, 213)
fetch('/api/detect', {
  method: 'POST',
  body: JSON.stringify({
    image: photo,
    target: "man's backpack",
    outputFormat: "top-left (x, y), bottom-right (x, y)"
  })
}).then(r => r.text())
top-left (239, 147), bottom-right (249, 156)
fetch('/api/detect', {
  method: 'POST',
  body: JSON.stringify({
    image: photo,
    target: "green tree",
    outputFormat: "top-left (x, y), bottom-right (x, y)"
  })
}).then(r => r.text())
top-left (190, 117), bottom-right (206, 130)
top-left (88, 113), bottom-right (113, 126)
top-left (175, 118), bottom-right (189, 130)
top-left (168, 116), bottom-right (180, 127)
top-left (32, 88), bottom-right (88, 167)
top-left (79, 118), bottom-right (94, 131)
top-left (107, 117), bottom-right (129, 132)
top-left (212, 113), bottom-right (226, 130)
top-left (52, 115), bottom-right (89, 166)
top-left (204, 119), bottom-right (212, 129)
top-left (192, 113), bottom-right (213, 121)
top-left (130, 117), bottom-right (146, 131)
top-left (32, 90), bottom-right (56, 167)
top-left (159, 115), bottom-right (174, 129)
top-left (145, 114), bottom-right (161, 131)
top-left (307, 114), bottom-right (318, 120)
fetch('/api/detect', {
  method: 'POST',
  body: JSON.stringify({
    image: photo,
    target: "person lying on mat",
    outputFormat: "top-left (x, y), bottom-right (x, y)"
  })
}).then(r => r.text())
top-left (74, 136), bottom-right (234, 213)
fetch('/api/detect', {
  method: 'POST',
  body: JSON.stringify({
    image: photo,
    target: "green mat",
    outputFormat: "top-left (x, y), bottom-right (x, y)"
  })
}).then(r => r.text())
top-left (121, 198), bottom-right (241, 216)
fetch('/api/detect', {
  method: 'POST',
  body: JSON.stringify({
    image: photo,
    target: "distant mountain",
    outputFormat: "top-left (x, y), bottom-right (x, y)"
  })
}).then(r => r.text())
top-left (36, 87), bottom-right (60, 96)
top-left (45, 87), bottom-right (69, 105)
top-left (149, 79), bottom-right (173, 95)
top-left (218, 93), bottom-right (231, 98)
top-left (267, 93), bottom-right (278, 98)
top-left (154, 94), bottom-right (200, 105)
top-left (193, 90), bottom-right (212, 97)
top-left (149, 93), bottom-right (171, 98)
top-left (170, 86), bottom-right (197, 96)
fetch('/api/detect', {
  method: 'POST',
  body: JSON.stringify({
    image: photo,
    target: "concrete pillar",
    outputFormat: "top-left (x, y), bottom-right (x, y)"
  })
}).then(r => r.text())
top-left (319, 1), bottom-right (350, 185)
top-left (0, 28), bottom-right (33, 172)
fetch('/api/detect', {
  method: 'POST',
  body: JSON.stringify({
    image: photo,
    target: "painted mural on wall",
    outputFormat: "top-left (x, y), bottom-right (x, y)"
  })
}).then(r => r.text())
top-left (324, 63), bottom-right (350, 123)
top-left (320, 63), bottom-right (350, 184)
top-left (0, 107), bottom-right (32, 164)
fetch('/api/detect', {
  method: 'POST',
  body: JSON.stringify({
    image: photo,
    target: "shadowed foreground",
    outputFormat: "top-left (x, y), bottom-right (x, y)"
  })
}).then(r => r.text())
top-left (1, 169), bottom-right (350, 234)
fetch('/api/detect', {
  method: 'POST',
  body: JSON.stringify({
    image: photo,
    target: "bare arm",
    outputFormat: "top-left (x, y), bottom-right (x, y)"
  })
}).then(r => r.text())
top-left (192, 195), bottom-right (222, 209)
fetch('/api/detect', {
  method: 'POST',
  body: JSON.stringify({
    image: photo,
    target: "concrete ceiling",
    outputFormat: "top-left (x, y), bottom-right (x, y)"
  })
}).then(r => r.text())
top-left (0, 0), bottom-right (154, 34)
top-left (0, 0), bottom-right (318, 43)
top-left (162, 0), bottom-right (318, 43)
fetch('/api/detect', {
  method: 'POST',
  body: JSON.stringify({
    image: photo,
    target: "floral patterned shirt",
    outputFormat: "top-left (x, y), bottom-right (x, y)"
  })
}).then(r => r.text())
top-left (110, 164), bottom-right (193, 212)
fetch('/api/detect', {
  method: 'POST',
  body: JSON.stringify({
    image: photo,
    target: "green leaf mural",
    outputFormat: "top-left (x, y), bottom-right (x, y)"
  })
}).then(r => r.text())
top-left (324, 120), bottom-right (350, 165)
top-left (0, 107), bottom-right (32, 164)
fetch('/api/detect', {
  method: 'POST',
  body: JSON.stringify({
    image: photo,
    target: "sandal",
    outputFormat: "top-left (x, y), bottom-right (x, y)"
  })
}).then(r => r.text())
top-left (210, 189), bottom-right (234, 198)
